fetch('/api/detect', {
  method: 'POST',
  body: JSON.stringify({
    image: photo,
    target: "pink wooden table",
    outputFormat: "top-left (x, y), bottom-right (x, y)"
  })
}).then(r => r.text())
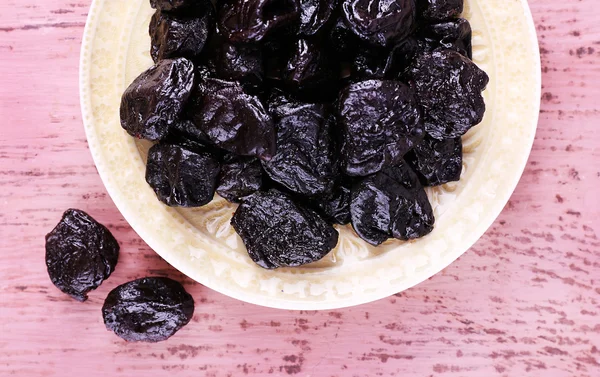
top-left (1, 1), bottom-right (599, 376)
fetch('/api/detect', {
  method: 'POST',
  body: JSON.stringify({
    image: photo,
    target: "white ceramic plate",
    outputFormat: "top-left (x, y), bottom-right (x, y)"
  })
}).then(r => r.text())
top-left (80, 0), bottom-right (541, 310)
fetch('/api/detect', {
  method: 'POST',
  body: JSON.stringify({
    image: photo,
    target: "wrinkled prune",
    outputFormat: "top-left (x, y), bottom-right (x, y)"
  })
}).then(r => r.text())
top-left (151, 0), bottom-right (204, 13)
top-left (219, 0), bottom-right (300, 42)
top-left (149, 4), bottom-right (215, 62)
top-left (120, 58), bottom-right (195, 141)
top-left (214, 40), bottom-right (264, 91)
top-left (328, 16), bottom-right (360, 58)
top-left (170, 119), bottom-right (212, 145)
top-left (342, 0), bottom-right (416, 47)
top-left (45, 209), bottom-right (119, 302)
top-left (313, 183), bottom-right (352, 225)
top-left (407, 136), bottom-right (462, 186)
top-left (298, 0), bottom-right (338, 36)
top-left (231, 190), bottom-right (339, 269)
top-left (189, 78), bottom-right (276, 159)
top-left (407, 50), bottom-right (489, 139)
top-left (419, 0), bottom-right (463, 21)
top-left (146, 142), bottom-right (220, 207)
top-left (350, 163), bottom-right (434, 245)
top-left (263, 98), bottom-right (338, 196)
top-left (217, 154), bottom-right (264, 202)
top-left (338, 80), bottom-right (424, 176)
top-left (420, 18), bottom-right (472, 58)
top-left (102, 277), bottom-right (194, 342)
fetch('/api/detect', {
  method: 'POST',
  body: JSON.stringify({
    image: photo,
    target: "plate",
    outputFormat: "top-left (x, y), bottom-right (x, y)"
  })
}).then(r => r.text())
top-left (80, 0), bottom-right (541, 310)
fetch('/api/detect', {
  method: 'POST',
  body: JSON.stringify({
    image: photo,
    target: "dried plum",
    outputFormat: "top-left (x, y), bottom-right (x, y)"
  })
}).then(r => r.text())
top-left (313, 183), bottom-right (352, 225)
top-left (120, 58), bottom-right (195, 141)
top-left (232, 190), bottom-right (339, 269)
top-left (406, 136), bottom-right (462, 186)
top-left (419, 18), bottom-right (472, 58)
top-left (213, 40), bottom-right (264, 91)
top-left (170, 119), bottom-right (212, 145)
top-left (149, 3), bottom-right (215, 62)
top-left (146, 141), bottom-right (221, 207)
top-left (45, 209), bottom-right (119, 302)
top-left (217, 154), bottom-right (264, 202)
top-left (102, 277), bottom-right (194, 342)
top-left (263, 98), bottom-right (338, 196)
top-left (342, 0), bottom-right (416, 47)
top-left (298, 0), bottom-right (338, 36)
top-left (350, 163), bottom-right (434, 245)
top-left (188, 78), bottom-right (276, 159)
top-left (218, 0), bottom-right (300, 43)
top-left (151, 0), bottom-right (204, 13)
top-left (328, 16), bottom-right (360, 58)
top-left (337, 80), bottom-right (424, 176)
top-left (419, 0), bottom-right (463, 21)
top-left (406, 49), bottom-right (489, 139)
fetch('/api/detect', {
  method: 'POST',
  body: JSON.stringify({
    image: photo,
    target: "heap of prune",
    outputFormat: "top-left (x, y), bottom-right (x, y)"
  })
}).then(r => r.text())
top-left (45, 209), bottom-right (120, 301)
top-left (117, 0), bottom-right (488, 268)
top-left (102, 277), bottom-right (194, 342)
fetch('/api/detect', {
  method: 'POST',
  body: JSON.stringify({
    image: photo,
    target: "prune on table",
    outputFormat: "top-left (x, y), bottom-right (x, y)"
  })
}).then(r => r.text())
top-left (145, 141), bottom-right (221, 207)
top-left (350, 163), bottom-right (434, 245)
top-left (120, 58), bottom-right (195, 141)
top-left (45, 209), bottom-right (119, 302)
top-left (406, 49), bottom-right (489, 139)
top-left (341, 0), bottom-right (416, 47)
top-left (102, 277), bottom-right (194, 343)
top-left (282, 38), bottom-right (337, 100)
top-left (231, 190), bottom-right (339, 269)
top-left (218, 0), bottom-right (300, 43)
top-left (419, 18), bottom-right (472, 58)
top-left (149, 3), bottom-right (215, 62)
top-left (419, 0), bottom-right (463, 21)
top-left (151, 0), bottom-right (204, 13)
top-left (262, 98), bottom-right (338, 196)
top-left (337, 80), bottom-right (424, 176)
top-left (217, 154), bottom-right (264, 203)
top-left (313, 183), bottom-right (352, 225)
top-left (188, 78), bottom-right (276, 159)
top-left (298, 0), bottom-right (338, 36)
top-left (406, 136), bottom-right (462, 186)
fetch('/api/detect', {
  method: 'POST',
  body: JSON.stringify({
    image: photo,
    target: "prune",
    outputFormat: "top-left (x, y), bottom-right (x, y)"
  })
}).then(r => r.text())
top-left (120, 58), bottom-right (195, 141)
top-left (188, 78), bottom-right (276, 159)
top-left (350, 163), bottom-right (434, 245)
top-left (102, 277), bottom-right (194, 343)
top-left (263, 98), bottom-right (338, 196)
top-left (313, 183), bottom-right (352, 225)
top-left (219, 0), bottom-right (300, 43)
top-left (328, 16), bottom-right (360, 58)
top-left (232, 190), bottom-right (339, 269)
top-left (406, 136), bottom-right (462, 186)
top-left (419, 18), bottom-right (472, 58)
top-left (45, 209), bottom-right (119, 302)
top-left (170, 119), bottom-right (212, 145)
top-left (217, 154), bottom-right (264, 202)
top-left (151, 0), bottom-right (204, 13)
top-left (213, 40), bottom-right (264, 91)
top-left (149, 3), bottom-right (215, 62)
top-left (342, 0), bottom-right (416, 47)
top-left (145, 141), bottom-right (221, 207)
top-left (298, 0), bottom-right (338, 36)
top-left (406, 50), bottom-right (489, 139)
top-left (337, 80), bottom-right (424, 176)
top-left (419, 0), bottom-right (463, 21)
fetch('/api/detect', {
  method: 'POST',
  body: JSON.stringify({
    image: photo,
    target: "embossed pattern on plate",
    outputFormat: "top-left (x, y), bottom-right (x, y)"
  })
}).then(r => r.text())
top-left (80, 0), bottom-right (541, 309)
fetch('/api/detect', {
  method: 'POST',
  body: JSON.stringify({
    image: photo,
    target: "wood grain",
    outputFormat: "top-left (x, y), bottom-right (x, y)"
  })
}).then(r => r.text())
top-left (1, 0), bottom-right (599, 376)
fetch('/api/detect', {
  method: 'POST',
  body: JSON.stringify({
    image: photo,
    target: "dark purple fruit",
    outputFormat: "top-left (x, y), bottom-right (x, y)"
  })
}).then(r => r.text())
top-left (217, 154), bottom-right (264, 203)
top-left (419, 0), bottom-right (463, 21)
top-left (298, 0), bottom-right (338, 36)
top-left (406, 136), bottom-right (462, 186)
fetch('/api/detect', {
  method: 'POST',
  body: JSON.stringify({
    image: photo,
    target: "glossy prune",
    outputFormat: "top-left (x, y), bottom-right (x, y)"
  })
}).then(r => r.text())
top-left (337, 80), bottom-right (424, 176)
top-left (298, 0), bottom-right (338, 36)
top-left (151, 0), bottom-right (204, 13)
top-left (406, 136), bottom-right (462, 186)
top-left (188, 78), bottom-right (276, 159)
top-left (231, 189), bottom-right (339, 269)
top-left (102, 277), bottom-right (194, 343)
top-left (419, 0), bottom-right (463, 21)
top-left (263, 98), bottom-right (338, 196)
top-left (217, 154), bottom-right (264, 203)
top-left (213, 40), bottom-right (264, 91)
top-left (120, 58), bottom-right (195, 141)
top-left (342, 0), bottom-right (416, 47)
top-left (406, 49), bottom-right (489, 139)
top-left (145, 142), bottom-right (220, 207)
top-left (45, 209), bottom-right (119, 302)
top-left (149, 3), bottom-right (215, 62)
top-left (313, 183), bottom-right (352, 225)
top-left (420, 18), bottom-right (472, 58)
top-left (170, 119), bottom-right (212, 145)
top-left (218, 0), bottom-right (300, 43)
top-left (350, 163), bottom-right (434, 245)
